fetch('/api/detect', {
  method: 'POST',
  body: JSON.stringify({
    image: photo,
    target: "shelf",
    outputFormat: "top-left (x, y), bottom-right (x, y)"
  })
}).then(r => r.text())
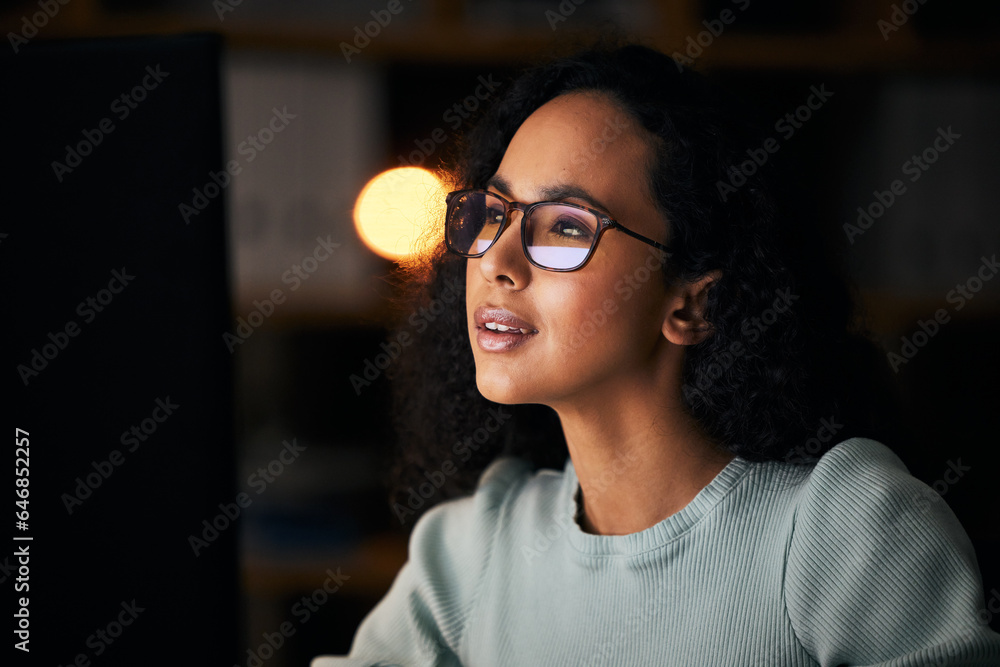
top-left (857, 288), bottom-right (1000, 339)
top-left (6, 2), bottom-right (1000, 71)
top-left (243, 532), bottom-right (408, 598)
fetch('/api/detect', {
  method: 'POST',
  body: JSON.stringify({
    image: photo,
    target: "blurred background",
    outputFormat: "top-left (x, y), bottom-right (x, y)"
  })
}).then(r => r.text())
top-left (4, 0), bottom-right (1000, 665)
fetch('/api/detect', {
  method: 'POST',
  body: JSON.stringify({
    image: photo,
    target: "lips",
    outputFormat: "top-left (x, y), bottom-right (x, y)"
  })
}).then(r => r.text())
top-left (474, 306), bottom-right (539, 352)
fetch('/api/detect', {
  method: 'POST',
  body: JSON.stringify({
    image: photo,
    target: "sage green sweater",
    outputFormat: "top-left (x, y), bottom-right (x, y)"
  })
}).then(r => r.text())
top-left (313, 438), bottom-right (1000, 666)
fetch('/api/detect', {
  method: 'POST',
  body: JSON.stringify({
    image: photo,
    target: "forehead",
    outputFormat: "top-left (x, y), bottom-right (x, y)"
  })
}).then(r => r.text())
top-left (492, 92), bottom-right (655, 210)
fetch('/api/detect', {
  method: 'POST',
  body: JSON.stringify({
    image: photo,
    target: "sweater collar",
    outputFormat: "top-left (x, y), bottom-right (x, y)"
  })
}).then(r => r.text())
top-left (560, 454), bottom-right (752, 556)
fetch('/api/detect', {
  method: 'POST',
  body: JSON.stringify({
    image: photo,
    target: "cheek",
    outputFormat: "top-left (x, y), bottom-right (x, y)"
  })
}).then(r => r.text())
top-left (543, 277), bottom-right (628, 353)
top-left (548, 267), bottom-right (665, 356)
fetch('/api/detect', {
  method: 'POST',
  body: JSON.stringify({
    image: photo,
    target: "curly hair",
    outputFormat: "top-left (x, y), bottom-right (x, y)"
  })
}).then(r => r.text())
top-left (384, 41), bottom-right (899, 526)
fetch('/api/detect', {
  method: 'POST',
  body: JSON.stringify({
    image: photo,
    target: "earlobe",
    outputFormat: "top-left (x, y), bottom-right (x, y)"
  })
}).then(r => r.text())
top-left (661, 271), bottom-right (721, 346)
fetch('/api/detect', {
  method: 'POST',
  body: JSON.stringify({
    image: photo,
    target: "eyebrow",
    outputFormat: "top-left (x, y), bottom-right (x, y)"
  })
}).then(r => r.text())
top-left (486, 174), bottom-right (613, 216)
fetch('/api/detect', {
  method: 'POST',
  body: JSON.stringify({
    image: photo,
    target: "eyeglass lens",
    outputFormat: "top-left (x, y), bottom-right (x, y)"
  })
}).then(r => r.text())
top-left (447, 191), bottom-right (599, 270)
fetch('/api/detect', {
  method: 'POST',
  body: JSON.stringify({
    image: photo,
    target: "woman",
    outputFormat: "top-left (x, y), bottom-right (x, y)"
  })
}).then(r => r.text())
top-left (315, 43), bottom-right (1000, 665)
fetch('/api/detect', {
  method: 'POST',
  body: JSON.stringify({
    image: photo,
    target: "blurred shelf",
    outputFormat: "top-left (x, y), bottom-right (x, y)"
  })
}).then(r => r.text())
top-left (243, 531), bottom-right (408, 598)
top-left (5, 1), bottom-right (1000, 71)
top-left (857, 288), bottom-right (1000, 338)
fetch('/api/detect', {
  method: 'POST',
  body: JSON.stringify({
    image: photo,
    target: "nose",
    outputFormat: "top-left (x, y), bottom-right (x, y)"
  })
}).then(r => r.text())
top-left (475, 209), bottom-right (532, 288)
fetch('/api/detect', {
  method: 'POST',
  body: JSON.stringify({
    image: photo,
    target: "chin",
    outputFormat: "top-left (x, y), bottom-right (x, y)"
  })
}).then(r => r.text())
top-left (475, 373), bottom-right (522, 406)
top-left (475, 361), bottom-right (551, 406)
top-left (475, 367), bottom-right (568, 409)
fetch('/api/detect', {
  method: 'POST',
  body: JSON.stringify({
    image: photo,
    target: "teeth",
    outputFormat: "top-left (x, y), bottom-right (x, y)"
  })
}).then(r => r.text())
top-left (483, 321), bottom-right (535, 334)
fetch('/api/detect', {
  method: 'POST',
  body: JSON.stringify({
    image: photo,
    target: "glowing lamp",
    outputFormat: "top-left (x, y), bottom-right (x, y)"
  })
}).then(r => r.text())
top-left (353, 167), bottom-right (446, 261)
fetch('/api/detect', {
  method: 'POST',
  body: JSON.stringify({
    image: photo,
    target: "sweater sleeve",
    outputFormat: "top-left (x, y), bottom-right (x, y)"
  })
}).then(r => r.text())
top-left (784, 437), bottom-right (1000, 666)
top-left (311, 456), bottom-right (531, 667)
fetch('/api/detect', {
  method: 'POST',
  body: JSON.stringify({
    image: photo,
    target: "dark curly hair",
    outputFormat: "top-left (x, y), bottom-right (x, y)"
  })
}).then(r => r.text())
top-left (384, 41), bottom-right (899, 526)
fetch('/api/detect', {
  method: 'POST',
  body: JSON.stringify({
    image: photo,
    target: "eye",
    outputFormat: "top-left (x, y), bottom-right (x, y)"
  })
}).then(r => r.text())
top-left (485, 205), bottom-right (505, 226)
top-left (529, 204), bottom-right (598, 246)
top-left (553, 217), bottom-right (589, 238)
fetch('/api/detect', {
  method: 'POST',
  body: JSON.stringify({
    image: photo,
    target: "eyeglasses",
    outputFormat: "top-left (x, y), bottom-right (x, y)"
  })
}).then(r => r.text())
top-left (444, 189), bottom-right (671, 272)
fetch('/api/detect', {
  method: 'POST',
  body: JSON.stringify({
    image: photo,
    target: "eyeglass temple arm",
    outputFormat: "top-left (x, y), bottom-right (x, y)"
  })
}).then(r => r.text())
top-left (610, 221), bottom-right (672, 255)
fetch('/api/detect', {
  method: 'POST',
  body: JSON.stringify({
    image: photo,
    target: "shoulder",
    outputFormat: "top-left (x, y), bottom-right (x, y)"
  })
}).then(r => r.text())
top-left (792, 436), bottom-right (972, 548)
top-left (420, 456), bottom-right (536, 524)
top-left (788, 436), bottom-right (978, 578)
top-left (407, 456), bottom-right (537, 565)
top-left (799, 435), bottom-right (917, 487)
top-left (406, 454), bottom-right (571, 593)
top-left (795, 436), bottom-right (930, 511)
top-left (785, 437), bottom-right (997, 662)
top-left (317, 457), bottom-right (540, 665)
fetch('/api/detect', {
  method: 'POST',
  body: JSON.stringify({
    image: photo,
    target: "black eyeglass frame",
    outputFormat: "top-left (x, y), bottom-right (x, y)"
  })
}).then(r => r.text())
top-left (445, 188), bottom-right (671, 272)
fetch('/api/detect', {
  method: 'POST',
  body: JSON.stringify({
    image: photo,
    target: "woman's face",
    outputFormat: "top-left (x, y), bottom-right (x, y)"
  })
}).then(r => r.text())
top-left (465, 91), bottom-right (674, 409)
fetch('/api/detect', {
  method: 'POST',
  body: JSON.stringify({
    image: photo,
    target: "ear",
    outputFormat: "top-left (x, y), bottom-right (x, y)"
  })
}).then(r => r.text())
top-left (661, 271), bottom-right (721, 346)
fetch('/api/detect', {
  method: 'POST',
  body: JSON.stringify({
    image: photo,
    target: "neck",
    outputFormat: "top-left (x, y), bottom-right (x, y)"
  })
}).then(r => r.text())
top-left (551, 366), bottom-right (734, 536)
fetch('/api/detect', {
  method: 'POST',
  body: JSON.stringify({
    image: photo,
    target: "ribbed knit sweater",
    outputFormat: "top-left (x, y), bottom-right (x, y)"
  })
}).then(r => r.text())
top-left (312, 438), bottom-right (1000, 666)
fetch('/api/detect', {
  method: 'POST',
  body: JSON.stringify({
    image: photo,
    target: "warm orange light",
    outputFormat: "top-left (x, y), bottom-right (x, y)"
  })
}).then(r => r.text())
top-left (353, 167), bottom-right (447, 261)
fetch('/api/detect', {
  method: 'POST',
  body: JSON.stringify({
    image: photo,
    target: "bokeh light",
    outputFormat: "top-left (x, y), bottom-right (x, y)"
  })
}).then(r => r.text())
top-left (353, 166), bottom-right (447, 261)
